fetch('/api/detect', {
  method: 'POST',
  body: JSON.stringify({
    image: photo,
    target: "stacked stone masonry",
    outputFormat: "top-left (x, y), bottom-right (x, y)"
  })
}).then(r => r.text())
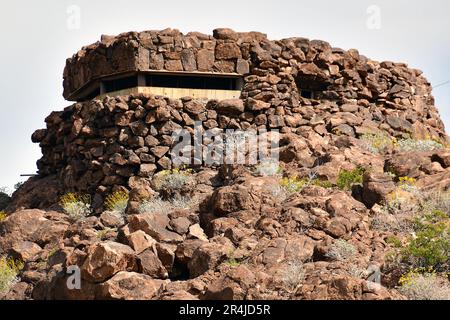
top-left (32, 28), bottom-right (448, 203)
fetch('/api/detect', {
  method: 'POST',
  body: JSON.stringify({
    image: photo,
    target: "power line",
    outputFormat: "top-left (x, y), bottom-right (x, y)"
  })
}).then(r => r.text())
top-left (433, 80), bottom-right (450, 89)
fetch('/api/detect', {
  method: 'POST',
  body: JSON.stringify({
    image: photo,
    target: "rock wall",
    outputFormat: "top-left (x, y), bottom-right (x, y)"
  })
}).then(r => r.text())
top-left (30, 28), bottom-right (449, 207)
top-left (64, 28), bottom-right (446, 138)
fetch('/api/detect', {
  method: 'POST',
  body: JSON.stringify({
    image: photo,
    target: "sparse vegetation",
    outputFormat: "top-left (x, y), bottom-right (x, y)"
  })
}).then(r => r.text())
top-left (383, 188), bottom-right (418, 215)
top-left (395, 138), bottom-right (444, 153)
top-left (371, 211), bottom-right (416, 234)
top-left (281, 260), bottom-right (305, 290)
top-left (376, 185), bottom-right (449, 234)
top-left (398, 176), bottom-right (418, 192)
top-left (347, 264), bottom-right (368, 279)
top-left (104, 190), bottom-right (129, 215)
top-left (360, 133), bottom-right (394, 153)
top-left (14, 182), bottom-right (24, 191)
top-left (152, 168), bottom-right (194, 192)
top-left (379, 183), bottom-right (449, 290)
top-left (224, 258), bottom-right (241, 267)
top-left (280, 176), bottom-right (308, 193)
top-left (0, 256), bottom-right (23, 293)
top-left (311, 179), bottom-right (334, 188)
top-left (336, 167), bottom-right (365, 191)
top-left (59, 193), bottom-right (91, 221)
top-left (325, 239), bottom-right (357, 261)
top-left (278, 170), bottom-right (334, 194)
top-left (400, 210), bottom-right (449, 270)
top-left (265, 184), bottom-right (289, 202)
top-left (254, 161), bottom-right (283, 177)
top-left (46, 247), bottom-right (58, 260)
top-left (360, 133), bottom-right (445, 154)
top-left (386, 236), bottom-right (403, 248)
top-left (97, 228), bottom-right (117, 241)
top-left (398, 270), bottom-right (450, 300)
top-left (420, 190), bottom-right (450, 216)
top-left (139, 196), bottom-right (198, 214)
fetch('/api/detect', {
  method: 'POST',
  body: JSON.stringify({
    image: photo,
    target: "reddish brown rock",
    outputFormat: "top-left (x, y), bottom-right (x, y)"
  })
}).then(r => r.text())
top-left (188, 237), bottom-right (234, 277)
top-left (10, 241), bottom-right (42, 262)
top-left (127, 230), bottom-right (156, 254)
top-left (215, 43), bottom-right (241, 60)
top-left (138, 249), bottom-right (168, 279)
top-left (197, 49), bottom-right (215, 71)
top-left (211, 185), bottom-right (261, 216)
top-left (81, 242), bottom-right (138, 282)
top-left (97, 272), bottom-right (168, 300)
top-left (216, 99), bottom-right (245, 116)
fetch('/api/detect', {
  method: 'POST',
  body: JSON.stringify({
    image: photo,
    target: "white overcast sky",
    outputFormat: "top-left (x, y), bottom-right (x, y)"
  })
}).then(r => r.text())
top-left (0, 0), bottom-right (449, 190)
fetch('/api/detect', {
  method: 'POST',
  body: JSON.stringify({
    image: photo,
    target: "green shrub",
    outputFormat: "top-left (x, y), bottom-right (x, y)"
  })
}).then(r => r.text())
top-left (386, 236), bottom-right (402, 248)
top-left (59, 193), bottom-right (91, 221)
top-left (104, 190), bottom-right (129, 215)
top-left (311, 179), bottom-right (334, 188)
top-left (225, 258), bottom-right (241, 267)
top-left (401, 210), bottom-right (449, 269)
top-left (279, 177), bottom-right (307, 193)
top-left (0, 256), bottom-right (23, 293)
top-left (0, 211), bottom-right (7, 222)
top-left (14, 182), bottom-right (24, 191)
top-left (97, 228), bottom-right (116, 241)
top-left (336, 167), bottom-right (365, 190)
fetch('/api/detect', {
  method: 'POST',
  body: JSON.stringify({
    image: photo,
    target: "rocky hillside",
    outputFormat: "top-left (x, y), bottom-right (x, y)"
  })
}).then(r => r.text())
top-left (0, 28), bottom-right (449, 300)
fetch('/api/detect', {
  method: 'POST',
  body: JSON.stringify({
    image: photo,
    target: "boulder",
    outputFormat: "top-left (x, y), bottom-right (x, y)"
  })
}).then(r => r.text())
top-left (211, 185), bottom-right (261, 216)
top-left (213, 28), bottom-right (239, 41)
top-left (203, 265), bottom-right (256, 300)
top-left (216, 99), bottom-right (245, 116)
top-left (362, 172), bottom-right (397, 208)
top-left (188, 237), bottom-right (234, 277)
top-left (197, 49), bottom-right (215, 71)
top-left (138, 249), bottom-right (168, 278)
top-left (100, 211), bottom-right (125, 228)
top-left (175, 239), bottom-right (205, 264)
top-left (169, 217), bottom-right (192, 235)
top-left (128, 213), bottom-right (183, 243)
top-left (127, 230), bottom-right (156, 254)
top-left (81, 242), bottom-right (138, 282)
top-left (10, 241), bottom-right (42, 262)
top-left (97, 272), bottom-right (167, 300)
top-left (215, 43), bottom-right (241, 60)
top-left (188, 224), bottom-right (208, 241)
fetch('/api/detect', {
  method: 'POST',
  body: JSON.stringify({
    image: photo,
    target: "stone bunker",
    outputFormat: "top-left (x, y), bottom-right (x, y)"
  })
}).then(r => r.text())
top-left (27, 27), bottom-right (448, 210)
